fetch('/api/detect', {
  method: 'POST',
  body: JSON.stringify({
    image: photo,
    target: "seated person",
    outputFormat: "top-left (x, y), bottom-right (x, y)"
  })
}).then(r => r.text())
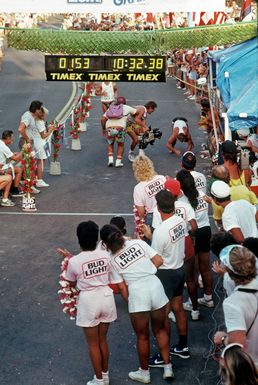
top-left (166, 117), bottom-right (194, 156)
top-left (0, 130), bottom-right (23, 197)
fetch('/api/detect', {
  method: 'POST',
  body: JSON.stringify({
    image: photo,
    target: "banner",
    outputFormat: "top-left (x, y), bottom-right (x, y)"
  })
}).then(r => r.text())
top-left (0, 0), bottom-right (225, 14)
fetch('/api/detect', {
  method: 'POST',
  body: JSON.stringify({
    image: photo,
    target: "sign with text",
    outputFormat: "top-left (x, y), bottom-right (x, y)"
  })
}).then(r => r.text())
top-left (0, 0), bottom-right (225, 13)
top-left (45, 55), bottom-right (166, 82)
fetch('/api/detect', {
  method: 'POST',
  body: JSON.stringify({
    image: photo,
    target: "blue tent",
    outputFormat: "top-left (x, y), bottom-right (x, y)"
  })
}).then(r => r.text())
top-left (208, 38), bottom-right (258, 131)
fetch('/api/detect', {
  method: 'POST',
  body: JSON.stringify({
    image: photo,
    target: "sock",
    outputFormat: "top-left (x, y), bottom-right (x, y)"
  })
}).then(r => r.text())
top-left (2, 198), bottom-right (8, 202)
top-left (164, 363), bottom-right (172, 369)
top-left (178, 335), bottom-right (188, 348)
top-left (204, 294), bottom-right (212, 301)
top-left (140, 368), bottom-right (150, 374)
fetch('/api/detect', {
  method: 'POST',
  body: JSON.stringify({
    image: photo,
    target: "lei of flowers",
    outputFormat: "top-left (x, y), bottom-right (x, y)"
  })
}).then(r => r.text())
top-left (78, 83), bottom-right (93, 121)
top-left (69, 108), bottom-right (81, 140)
top-left (20, 143), bottom-right (37, 194)
top-left (51, 120), bottom-right (62, 162)
top-left (133, 205), bottom-right (147, 239)
top-left (58, 251), bottom-right (79, 320)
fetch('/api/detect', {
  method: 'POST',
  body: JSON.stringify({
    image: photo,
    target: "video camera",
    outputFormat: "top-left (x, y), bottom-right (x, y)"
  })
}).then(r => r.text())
top-left (138, 126), bottom-right (162, 150)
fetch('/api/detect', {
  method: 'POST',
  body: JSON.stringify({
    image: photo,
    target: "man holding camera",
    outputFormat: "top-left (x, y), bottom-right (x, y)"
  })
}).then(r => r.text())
top-left (126, 101), bottom-right (157, 162)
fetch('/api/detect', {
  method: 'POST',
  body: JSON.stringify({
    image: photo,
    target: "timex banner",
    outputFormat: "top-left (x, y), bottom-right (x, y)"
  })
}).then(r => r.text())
top-left (0, 0), bottom-right (225, 13)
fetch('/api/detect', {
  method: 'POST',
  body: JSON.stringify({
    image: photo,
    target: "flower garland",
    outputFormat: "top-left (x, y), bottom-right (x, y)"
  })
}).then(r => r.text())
top-left (58, 249), bottom-right (79, 320)
top-left (20, 143), bottom-right (37, 195)
top-left (133, 205), bottom-right (147, 239)
top-left (69, 108), bottom-right (81, 140)
top-left (78, 83), bottom-right (93, 122)
top-left (51, 120), bottom-right (62, 162)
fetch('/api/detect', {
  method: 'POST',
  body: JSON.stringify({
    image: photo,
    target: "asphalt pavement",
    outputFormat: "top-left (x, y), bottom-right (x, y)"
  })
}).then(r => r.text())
top-left (0, 48), bottom-right (225, 385)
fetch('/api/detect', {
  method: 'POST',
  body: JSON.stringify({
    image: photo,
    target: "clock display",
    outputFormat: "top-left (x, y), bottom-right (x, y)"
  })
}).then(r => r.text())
top-left (45, 55), bottom-right (166, 82)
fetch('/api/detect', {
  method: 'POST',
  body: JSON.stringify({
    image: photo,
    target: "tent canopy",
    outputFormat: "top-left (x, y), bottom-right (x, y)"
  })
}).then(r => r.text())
top-left (208, 38), bottom-right (258, 131)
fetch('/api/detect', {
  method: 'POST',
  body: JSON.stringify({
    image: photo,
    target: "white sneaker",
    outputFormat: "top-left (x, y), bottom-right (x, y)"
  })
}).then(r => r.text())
top-left (102, 372), bottom-right (109, 385)
top-left (31, 186), bottom-right (41, 194)
top-left (1, 198), bottom-right (15, 207)
top-left (86, 375), bottom-right (104, 385)
top-left (168, 311), bottom-right (176, 322)
top-left (128, 368), bottom-right (150, 384)
top-left (198, 297), bottom-right (214, 308)
top-left (191, 309), bottom-right (200, 321)
top-left (183, 300), bottom-right (193, 312)
top-left (36, 179), bottom-right (49, 188)
top-left (188, 95), bottom-right (196, 100)
top-left (115, 159), bottom-right (123, 167)
top-left (107, 156), bottom-right (114, 167)
top-left (128, 151), bottom-right (136, 162)
top-left (163, 364), bottom-right (174, 380)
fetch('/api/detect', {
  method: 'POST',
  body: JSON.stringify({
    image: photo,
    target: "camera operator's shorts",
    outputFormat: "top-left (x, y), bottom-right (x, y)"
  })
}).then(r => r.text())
top-left (156, 266), bottom-right (185, 300)
top-left (128, 275), bottom-right (168, 313)
top-left (106, 126), bottom-right (126, 145)
top-left (126, 122), bottom-right (142, 135)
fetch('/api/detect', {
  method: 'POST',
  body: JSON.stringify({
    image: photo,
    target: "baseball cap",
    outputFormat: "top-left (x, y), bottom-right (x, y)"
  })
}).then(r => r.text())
top-left (164, 179), bottom-right (181, 197)
top-left (221, 140), bottom-right (237, 154)
top-left (181, 151), bottom-right (196, 169)
top-left (211, 180), bottom-right (230, 198)
top-left (219, 244), bottom-right (244, 274)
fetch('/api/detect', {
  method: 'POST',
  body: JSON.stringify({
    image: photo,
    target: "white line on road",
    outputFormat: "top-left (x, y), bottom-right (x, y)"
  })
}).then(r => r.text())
top-left (0, 212), bottom-right (134, 216)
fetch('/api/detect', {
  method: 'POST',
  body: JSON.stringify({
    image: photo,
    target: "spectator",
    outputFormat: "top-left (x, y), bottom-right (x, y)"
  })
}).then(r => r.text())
top-left (213, 245), bottom-right (258, 367)
top-left (219, 343), bottom-right (258, 385)
top-left (176, 170), bottom-right (214, 309)
top-left (64, 221), bottom-right (117, 385)
top-left (221, 140), bottom-right (252, 187)
top-left (0, 130), bottom-right (23, 197)
top-left (211, 180), bottom-right (258, 243)
top-left (181, 151), bottom-right (207, 193)
top-left (132, 155), bottom-right (166, 239)
top-left (166, 117), bottom-right (194, 157)
top-left (142, 190), bottom-right (189, 363)
top-left (100, 224), bottom-right (173, 383)
top-left (0, 171), bottom-right (14, 207)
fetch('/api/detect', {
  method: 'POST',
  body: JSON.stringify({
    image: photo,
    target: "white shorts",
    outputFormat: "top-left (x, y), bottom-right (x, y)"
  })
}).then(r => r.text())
top-left (128, 275), bottom-right (168, 313)
top-left (33, 140), bottom-right (47, 160)
top-left (76, 286), bottom-right (117, 328)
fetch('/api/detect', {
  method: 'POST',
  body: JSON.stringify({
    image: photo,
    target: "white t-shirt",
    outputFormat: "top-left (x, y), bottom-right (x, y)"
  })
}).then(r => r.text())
top-left (20, 111), bottom-right (45, 140)
top-left (0, 140), bottom-right (13, 165)
top-left (109, 239), bottom-right (158, 286)
top-left (190, 170), bottom-right (207, 194)
top-left (151, 215), bottom-right (186, 269)
top-left (134, 174), bottom-right (166, 213)
top-left (152, 199), bottom-right (195, 229)
top-left (179, 192), bottom-right (210, 228)
top-left (105, 105), bottom-right (137, 130)
top-left (223, 279), bottom-right (258, 366)
top-left (66, 249), bottom-right (114, 291)
top-left (222, 200), bottom-right (258, 238)
top-left (101, 82), bottom-right (115, 103)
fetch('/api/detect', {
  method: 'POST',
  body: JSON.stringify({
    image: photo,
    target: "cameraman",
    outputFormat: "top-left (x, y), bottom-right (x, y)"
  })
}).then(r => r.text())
top-left (166, 117), bottom-right (194, 157)
top-left (126, 101), bottom-right (157, 162)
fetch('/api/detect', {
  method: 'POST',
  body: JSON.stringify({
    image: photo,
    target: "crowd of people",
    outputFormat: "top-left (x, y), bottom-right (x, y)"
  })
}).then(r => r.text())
top-left (60, 146), bottom-right (257, 385)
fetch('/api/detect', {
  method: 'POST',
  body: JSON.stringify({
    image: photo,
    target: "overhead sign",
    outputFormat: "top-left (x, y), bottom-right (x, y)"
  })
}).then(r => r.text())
top-left (45, 55), bottom-right (166, 82)
top-left (0, 0), bottom-right (225, 13)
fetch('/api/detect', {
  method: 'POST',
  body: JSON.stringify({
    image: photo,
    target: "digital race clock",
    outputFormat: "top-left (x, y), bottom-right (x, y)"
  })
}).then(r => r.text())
top-left (45, 55), bottom-right (166, 82)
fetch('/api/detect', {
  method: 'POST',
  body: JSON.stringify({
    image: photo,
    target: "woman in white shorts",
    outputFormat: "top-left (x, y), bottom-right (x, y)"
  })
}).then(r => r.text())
top-left (65, 221), bottom-right (117, 385)
top-left (100, 224), bottom-right (173, 384)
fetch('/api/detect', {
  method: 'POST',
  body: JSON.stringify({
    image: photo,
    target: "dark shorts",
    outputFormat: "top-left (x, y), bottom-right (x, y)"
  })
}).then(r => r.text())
top-left (195, 226), bottom-right (211, 253)
top-left (156, 266), bottom-right (185, 300)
